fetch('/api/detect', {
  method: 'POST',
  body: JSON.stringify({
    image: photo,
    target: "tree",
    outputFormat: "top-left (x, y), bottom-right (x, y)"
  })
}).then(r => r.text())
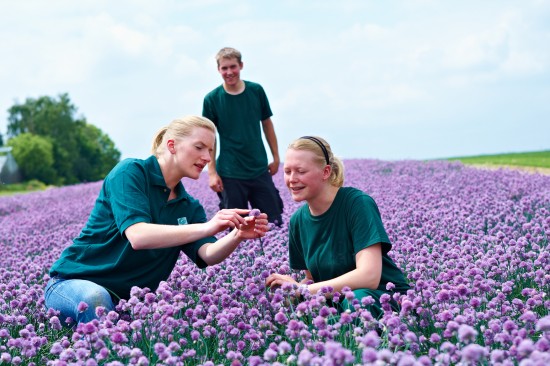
top-left (8, 133), bottom-right (57, 184)
top-left (0, 133), bottom-right (4, 146)
top-left (6, 93), bottom-right (120, 184)
top-left (74, 124), bottom-right (121, 182)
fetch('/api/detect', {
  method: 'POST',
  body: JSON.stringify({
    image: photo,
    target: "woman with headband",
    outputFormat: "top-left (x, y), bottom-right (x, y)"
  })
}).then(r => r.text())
top-left (266, 136), bottom-right (409, 318)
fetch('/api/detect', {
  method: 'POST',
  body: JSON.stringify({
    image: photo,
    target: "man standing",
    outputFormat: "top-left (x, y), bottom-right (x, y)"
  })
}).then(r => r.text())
top-left (203, 47), bottom-right (283, 226)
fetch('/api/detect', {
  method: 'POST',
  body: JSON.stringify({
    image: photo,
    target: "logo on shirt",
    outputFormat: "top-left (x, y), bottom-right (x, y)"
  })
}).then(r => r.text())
top-left (177, 217), bottom-right (188, 225)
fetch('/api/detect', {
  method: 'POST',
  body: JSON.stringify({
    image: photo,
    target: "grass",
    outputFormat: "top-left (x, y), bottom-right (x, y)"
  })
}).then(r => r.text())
top-left (447, 150), bottom-right (550, 169)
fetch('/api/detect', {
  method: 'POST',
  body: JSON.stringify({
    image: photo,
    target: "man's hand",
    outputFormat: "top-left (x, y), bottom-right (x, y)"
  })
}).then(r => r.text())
top-left (208, 173), bottom-right (224, 193)
top-left (268, 160), bottom-right (279, 175)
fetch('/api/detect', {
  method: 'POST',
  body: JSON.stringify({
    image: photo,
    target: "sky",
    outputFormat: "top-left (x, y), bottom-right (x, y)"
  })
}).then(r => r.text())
top-left (1, 0), bottom-right (549, 162)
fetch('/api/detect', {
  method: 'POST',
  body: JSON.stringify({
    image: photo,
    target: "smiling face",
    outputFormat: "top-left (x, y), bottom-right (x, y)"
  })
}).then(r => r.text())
top-left (283, 148), bottom-right (329, 203)
top-left (217, 57), bottom-right (243, 87)
top-left (169, 127), bottom-right (215, 180)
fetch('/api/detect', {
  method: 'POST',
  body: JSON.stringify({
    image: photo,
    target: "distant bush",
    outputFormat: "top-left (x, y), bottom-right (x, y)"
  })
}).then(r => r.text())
top-left (0, 179), bottom-right (47, 195)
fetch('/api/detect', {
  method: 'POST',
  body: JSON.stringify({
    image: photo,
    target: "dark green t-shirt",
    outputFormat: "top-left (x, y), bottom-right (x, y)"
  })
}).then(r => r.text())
top-left (202, 80), bottom-right (273, 179)
top-left (49, 156), bottom-right (214, 299)
top-left (289, 187), bottom-right (410, 293)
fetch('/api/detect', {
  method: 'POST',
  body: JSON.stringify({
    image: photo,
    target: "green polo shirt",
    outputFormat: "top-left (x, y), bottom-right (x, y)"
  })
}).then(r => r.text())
top-left (289, 187), bottom-right (410, 293)
top-left (202, 80), bottom-right (273, 179)
top-left (50, 156), bottom-right (214, 300)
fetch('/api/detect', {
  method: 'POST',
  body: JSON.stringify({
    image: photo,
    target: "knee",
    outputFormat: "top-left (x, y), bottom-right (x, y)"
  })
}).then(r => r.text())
top-left (82, 288), bottom-right (114, 310)
top-left (77, 289), bottom-right (114, 323)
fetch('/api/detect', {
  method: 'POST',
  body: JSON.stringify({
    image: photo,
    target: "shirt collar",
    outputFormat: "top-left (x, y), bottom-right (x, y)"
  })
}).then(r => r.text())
top-left (145, 155), bottom-right (190, 202)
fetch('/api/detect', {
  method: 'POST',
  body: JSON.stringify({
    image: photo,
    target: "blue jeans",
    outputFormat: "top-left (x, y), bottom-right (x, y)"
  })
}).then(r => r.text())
top-left (44, 277), bottom-right (115, 325)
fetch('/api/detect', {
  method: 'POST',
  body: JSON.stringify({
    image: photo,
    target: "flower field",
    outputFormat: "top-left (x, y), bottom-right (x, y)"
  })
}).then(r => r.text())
top-left (0, 159), bottom-right (549, 365)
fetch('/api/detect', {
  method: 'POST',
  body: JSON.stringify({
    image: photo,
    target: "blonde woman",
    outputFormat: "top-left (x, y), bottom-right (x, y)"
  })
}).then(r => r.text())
top-left (266, 136), bottom-right (409, 317)
top-left (46, 116), bottom-right (268, 324)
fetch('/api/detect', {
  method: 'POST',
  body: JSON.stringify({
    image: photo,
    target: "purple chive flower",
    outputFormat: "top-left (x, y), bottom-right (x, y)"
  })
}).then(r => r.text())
top-left (95, 306), bottom-right (107, 318)
top-left (457, 324), bottom-right (478, 343)
top-left (278, 341), bottom-right (291, 354)
top-left (313, 316), bottom-right (327, 329)
top-left (248, 208), bottom-right (264, 254)
top-left (520, 311), bottom-right (537, 323)
top-left (490, 349), bottom-right (507, 363)
top-left (460, 344), bottom-right (488, 363)
top-left (0, 353), bottom-right (11, 363)
top-left (274, 312), bottom-right (288, 325)
top-left (77, 301), bottom-right (89, 313)
top-left (50, 342), bottom-right (64, 355)
top-left (297, 349), bottom-right (313, 364)
top-left (318, 306), bottom-right (332, 318)
top-left (248, 356), bottom-right (262, 366)
top-left (361, 296), bottom-right (375, 307)
top-left (517, 339), bottom-right (535, 359)
top-left (536, 315), bottom-right (550, 332)
top-left (363, 331), bottom-right (380, 348)
top-left (378, 349), bottom-right (394, 363)
top-left (362, 347), bottom-right (377, 363)
top-left (263, 348), bottom-right (277, 361)
top-left (110, 332), bottom-right (128, 344)
top-left (191, 330), bottom-right (200, 341)
top-left (249, 208), bottom-right (261, 217)
top-left (404, 331), bottom-right (418, 343)
top-left (436, 290), bottom-right (450, 302)
top-left (81, 322), bottom-right (97, 335)
top-left (49, 316), bottom-right (62, 331)
top-left (430, 333), bottom-right (441, 343)
top-left (154, 343), bottom-right (171, 361)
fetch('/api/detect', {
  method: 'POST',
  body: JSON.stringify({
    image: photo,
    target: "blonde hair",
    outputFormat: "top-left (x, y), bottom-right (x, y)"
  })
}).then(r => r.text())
top-left (151, 116), bottom-right (216, 157)
top-left (216, 47), bottom-right (242, 66)
top-left (288, 136), bottom-right (345, 187)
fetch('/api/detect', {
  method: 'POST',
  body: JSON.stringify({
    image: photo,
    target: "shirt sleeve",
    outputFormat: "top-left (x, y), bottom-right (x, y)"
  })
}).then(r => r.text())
top-left (257, 85), bottom-right (273, 121)
top-left (288, 212), bottom-right (308, 270)
top-left (105, 161), bottom-right (153, 234)
top-left (349, 194), bottom-right (392, 255)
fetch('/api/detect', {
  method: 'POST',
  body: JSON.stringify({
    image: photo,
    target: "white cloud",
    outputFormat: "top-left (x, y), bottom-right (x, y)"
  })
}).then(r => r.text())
top-left (109, 23), bottom-right (151, 55)
top-left (341, 23), bottom-right (390, 42)
top-left (442, 29), bottom-right (509, 70)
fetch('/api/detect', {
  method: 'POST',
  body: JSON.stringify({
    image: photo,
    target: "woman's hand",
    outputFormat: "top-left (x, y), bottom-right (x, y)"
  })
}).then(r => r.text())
top-left (265, 273), bottom-right (299, 289)
top-left (205, 209), bottom-right (249, 235)
top-left (235, 212), bottom-right (269, 240)
top-left (198, 210), bottom-right (269, 266)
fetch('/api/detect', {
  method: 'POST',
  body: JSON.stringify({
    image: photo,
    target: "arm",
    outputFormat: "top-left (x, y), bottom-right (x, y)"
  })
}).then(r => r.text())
top-left (266, 244), bottom-right (383, 295)
top-left (261, 117), bottom-right (280, 175)
top-left (125, 209), bottom-right (268, 252)
top-left (197, 216), bottom-right (264, 265)
top-left (203, 98), bottom-right (223, 192)
top-left (207, 136), bottom-right (223, 193)
top-left (307, 244), bottom-right (382, 294)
